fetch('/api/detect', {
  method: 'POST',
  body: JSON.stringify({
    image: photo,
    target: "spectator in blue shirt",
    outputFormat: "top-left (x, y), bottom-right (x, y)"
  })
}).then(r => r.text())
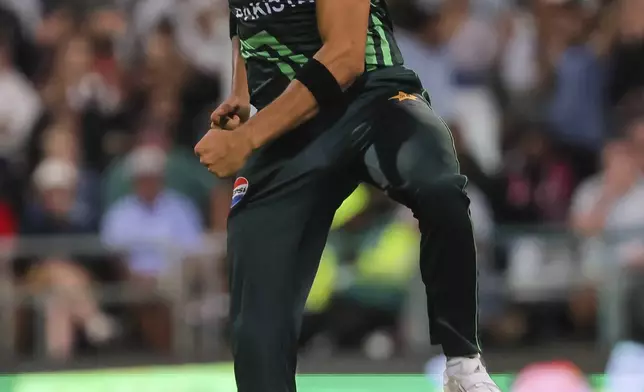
top-left (100, 145), bottom-right (204, 351)
top-left (101, 144), bottom-right (204, 279)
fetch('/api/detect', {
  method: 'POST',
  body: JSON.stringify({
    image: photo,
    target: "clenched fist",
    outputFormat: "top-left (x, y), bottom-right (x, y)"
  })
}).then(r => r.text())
top-left (211, 96), bottom-right (251, 130)
top-left (194, 127), bottom-right (254, 178)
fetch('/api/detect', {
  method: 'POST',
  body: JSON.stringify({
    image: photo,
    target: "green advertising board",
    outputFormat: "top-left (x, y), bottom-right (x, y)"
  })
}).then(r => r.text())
top-left (0, 364), bottom-right (607, 392)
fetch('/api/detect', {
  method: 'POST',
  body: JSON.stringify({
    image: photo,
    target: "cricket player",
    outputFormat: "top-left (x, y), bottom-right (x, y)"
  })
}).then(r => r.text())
top-left (194, 1), bottom-right (500, 391)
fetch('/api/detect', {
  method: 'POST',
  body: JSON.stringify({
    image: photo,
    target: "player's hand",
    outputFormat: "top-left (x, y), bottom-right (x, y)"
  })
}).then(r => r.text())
top-left (211, 96), bottom-right (251, 131)
top-left (194, 126), bottom-right (253, 178)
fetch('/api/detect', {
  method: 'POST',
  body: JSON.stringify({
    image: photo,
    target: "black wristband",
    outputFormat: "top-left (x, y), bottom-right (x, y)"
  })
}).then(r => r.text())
top-left (229, 13), bottom-right (238, 38)
top-left (295, 59), bottom-right (346, 112)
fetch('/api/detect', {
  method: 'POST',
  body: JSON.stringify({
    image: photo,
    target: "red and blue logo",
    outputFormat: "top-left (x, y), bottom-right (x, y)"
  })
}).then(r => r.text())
top-left (231, 177), bottom-right (249, 208)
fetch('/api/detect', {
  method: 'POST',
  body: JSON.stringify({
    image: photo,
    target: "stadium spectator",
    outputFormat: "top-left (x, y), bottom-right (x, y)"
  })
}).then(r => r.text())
top-left (0, 27), bottom-right (42, 167)
top-left (102, 131), bottom-right (226, 233)
top-left (394, 4), bottom-right (458, 122)
top-left (443, 0), bottom-right (503, 174)
top-left (16, 157), bottom-right (115, 360)
top-left (141, 17), bottom-right (222, 150)
top-left (570, 138), bottom-right (644, 332)
top-left (100, 145), bottom-right (204, 351)
top-left (607, 0), bottom-right (644, 107)
top-left (498, 1), bottom-right (539, 110)
top-left (0, 0), bottom-right (41, 80)
top-left (540, 0), bottom-right (605, 179)
top-left (571, 139), bottom-right (644, 278)
top-left (31, 2), bottom-right (79, 84)
top-left (28, 29), bottom-right (127, 175)
top-left (394, 0), bottom-right (502, 174)
top-left (500, 123), bottom-right (577, 335)
top-left (21, 157), bottom-right (99, 238)
top-left (498, 122), bottom-right (575, 225)
top-left (40, 32), bottom-right (123, 116)
top-left (0, 197), bottom-right (15, 240)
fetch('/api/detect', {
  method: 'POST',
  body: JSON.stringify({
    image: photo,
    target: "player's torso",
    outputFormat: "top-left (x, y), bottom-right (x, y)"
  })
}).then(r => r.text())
top-left (229, 0), bottom-right (405, 109)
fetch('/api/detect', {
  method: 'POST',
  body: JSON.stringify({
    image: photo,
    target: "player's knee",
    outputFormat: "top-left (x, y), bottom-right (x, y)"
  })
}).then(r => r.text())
top-left (412, 175), bottom-right (469, 221)
top-left (414, 174), bottom-right (467, 203)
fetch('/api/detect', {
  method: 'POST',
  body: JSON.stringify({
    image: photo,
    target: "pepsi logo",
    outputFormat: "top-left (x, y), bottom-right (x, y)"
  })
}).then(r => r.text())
top-left (231, 177), bottom-right (249, 208)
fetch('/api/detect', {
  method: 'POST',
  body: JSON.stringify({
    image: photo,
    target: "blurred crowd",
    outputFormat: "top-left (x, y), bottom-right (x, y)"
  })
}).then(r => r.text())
top-left (0, 0), bottom-right (643, 364)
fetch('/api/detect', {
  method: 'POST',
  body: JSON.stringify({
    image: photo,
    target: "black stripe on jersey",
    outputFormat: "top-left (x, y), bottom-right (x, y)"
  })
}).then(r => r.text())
top-left (370, 17), bottom-right (385, 66)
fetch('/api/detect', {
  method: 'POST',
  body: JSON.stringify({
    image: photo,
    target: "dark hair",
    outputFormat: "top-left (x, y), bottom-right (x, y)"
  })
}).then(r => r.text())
top-left (91, 34), bottom-right (114, 59)
top-left (0, 27), bottom-right (12, 51)
top-left (155, 17), bottom-right (175, 37)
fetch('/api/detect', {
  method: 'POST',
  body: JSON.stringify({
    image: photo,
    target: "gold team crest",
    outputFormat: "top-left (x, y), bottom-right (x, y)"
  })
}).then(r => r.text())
top-left (389, 91), bottom-right (418, 102)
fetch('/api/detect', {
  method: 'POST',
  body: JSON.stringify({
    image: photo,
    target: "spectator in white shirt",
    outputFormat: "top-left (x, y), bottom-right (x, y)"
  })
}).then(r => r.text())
top-left (569, 139), bottom-right (644, 334)
top-left (571, 140), bottom-right (644, 279)
top-left (0, 28), bottom-right (42, 165)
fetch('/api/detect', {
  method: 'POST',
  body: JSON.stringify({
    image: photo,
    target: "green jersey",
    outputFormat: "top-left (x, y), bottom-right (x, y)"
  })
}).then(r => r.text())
top-left (229, 0), bottom-right (405, 109)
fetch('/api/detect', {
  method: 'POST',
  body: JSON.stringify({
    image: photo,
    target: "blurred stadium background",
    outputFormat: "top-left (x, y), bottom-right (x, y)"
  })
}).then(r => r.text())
top-left (0, 0), bottom-right (644, 390)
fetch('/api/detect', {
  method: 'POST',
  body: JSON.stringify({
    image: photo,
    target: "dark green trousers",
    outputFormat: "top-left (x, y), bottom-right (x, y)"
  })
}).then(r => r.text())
top-left (227, 67), bottom-right (480, 392)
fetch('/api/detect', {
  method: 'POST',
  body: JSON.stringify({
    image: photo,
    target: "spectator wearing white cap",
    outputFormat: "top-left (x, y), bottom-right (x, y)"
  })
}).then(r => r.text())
top-left (100, 145), bottom-right (204, 351)
top-left (23, 157), bottom-right (97, 234)
top-left (16, 157), bottom-right (116, 361)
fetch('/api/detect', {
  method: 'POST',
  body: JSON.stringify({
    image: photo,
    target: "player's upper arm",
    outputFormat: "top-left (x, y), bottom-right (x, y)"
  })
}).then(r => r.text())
top-left (229, 11), bottom-right (238, 39)
top-left (316, 0), bottom-right (370, 80)
top-left (228, 12), bottom-right (250, 101)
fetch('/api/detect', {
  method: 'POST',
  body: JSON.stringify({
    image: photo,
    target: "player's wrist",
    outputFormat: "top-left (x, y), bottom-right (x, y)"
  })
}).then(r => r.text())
top-left (239, 124), bottom-right (262, 151)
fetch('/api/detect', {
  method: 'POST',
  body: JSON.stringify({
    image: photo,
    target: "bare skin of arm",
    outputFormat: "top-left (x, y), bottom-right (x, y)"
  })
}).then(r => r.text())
top-left (241, 0), bottom-right (368, 148)
top-left (196, 0), bottom-right (371, 177)
top-left (214, 37), bottom-right (252, 129)
top-left (571, 194), bottom-right (616, 237)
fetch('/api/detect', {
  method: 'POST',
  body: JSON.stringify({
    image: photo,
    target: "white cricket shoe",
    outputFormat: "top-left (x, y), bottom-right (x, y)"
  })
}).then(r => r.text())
top-left (443, 355), bottom-right (501, 392)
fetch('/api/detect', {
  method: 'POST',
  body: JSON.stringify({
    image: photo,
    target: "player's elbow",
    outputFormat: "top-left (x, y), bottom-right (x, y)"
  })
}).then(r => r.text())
top-left (343, 43), bottom-right (366, 80)
top-left (328, 41), bottom-right (365, 86)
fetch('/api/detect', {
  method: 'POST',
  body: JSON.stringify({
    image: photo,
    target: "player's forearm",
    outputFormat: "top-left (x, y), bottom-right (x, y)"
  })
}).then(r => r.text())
top-left (231, 37), bottom-right (250, 102)
top-left (240, 40), bottom-right (365, 149)
top-left (238, 0), bottom-right (369, 150)
top-left (239, 81), bottom-right (315, 149)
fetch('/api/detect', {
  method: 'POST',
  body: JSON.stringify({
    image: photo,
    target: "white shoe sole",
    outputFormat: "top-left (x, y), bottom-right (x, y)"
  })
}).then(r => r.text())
top-left (443, 380), bottom-right (465, 392)
top-left (443, 379), bottom-right (500, 392)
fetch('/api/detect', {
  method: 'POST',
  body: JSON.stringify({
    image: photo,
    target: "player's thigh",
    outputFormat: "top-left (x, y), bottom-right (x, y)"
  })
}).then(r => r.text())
top-left (227, 171), bottom-right (356, 334)
top-left (360, 93), bottom-right (465, 204)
